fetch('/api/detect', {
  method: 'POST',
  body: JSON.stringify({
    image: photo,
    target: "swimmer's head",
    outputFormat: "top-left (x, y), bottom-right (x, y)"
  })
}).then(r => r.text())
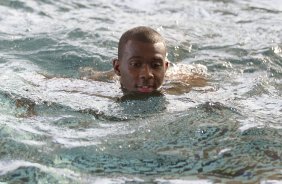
top-left (113, 26), bottom-right (169, 94)
top-left (117, 26), bottom-right (167, 59)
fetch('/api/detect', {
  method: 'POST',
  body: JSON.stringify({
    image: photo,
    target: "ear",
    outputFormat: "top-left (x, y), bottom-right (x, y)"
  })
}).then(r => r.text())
top-left (164, 60), bottom-right (169, 71)
top-left (112, 58), bottom-right (121, 76)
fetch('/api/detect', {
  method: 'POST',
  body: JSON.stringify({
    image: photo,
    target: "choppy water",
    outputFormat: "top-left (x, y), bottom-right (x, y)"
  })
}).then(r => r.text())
top-left (0, 0), bottom-right (282, 183)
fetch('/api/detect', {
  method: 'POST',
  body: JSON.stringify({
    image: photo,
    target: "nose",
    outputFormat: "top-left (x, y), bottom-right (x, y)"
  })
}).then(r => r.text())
top-left (139, 65), bottom-right (153, 80)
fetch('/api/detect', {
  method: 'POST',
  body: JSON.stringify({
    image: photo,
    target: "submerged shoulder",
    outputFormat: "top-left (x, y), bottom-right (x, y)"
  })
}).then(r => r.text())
top-left (166, 63), bottom-right (208, 82)
top-left (162, 63), bottom-right (208, 95)
top-left (79, 67), bottom-right (117, 81)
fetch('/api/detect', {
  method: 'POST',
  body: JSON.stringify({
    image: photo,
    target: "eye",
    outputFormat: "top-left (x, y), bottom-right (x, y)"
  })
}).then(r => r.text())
top-left (151, 61), bottom-right (162, 69)
top-left (130, 61), bottom-right (142, 68)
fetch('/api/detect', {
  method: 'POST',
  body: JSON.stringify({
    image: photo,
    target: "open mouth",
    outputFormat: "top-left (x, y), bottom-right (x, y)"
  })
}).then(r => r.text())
top-left (137, 85), bottom-right (154, 93)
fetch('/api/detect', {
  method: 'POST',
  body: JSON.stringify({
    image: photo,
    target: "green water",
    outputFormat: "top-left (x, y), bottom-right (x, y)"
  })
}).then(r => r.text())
top-left (0, 0), bottom-right (282, 183)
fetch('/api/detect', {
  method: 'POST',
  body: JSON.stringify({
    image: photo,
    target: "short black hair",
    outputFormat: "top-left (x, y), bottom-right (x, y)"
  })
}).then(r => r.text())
top-left (118, 26), bottom-right (166, 59)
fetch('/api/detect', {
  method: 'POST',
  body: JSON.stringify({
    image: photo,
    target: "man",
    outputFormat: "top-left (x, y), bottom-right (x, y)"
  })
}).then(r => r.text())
top-left (112, 26), bottom-right (169, 94)
top-left (80, 26), bottom-right (207, 95)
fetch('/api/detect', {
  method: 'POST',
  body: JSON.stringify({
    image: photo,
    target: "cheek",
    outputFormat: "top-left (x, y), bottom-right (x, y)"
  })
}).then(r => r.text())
top-left (120, 69), bottom-right (137, 88)
top-left (156, 70), bottom-right (166, 80)
top-left (121, 66), bottom-right (139, 78)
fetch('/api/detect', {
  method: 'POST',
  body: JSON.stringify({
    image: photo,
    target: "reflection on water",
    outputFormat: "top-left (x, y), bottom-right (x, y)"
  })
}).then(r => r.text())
top-left (117, 91), bottom-right (167, 118)
top-left (0, 0), bottom-right (282, 183)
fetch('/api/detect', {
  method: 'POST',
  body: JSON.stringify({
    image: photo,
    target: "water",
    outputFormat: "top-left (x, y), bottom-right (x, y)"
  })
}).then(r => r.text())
top-left (0, 0), bottom-right (281, 183)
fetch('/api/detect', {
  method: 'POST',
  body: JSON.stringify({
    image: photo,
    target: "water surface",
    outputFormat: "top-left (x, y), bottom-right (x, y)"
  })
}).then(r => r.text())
top-left (0, 0), bottom-right (282, 183)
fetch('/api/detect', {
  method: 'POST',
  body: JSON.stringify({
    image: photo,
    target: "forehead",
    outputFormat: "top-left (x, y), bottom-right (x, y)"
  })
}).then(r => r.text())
top-left (123, 40), bottom-right (166, 57)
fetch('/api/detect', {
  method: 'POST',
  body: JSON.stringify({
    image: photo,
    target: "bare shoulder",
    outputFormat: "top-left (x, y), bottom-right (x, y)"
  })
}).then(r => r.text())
top-left (79, 67), bottom-right (118, 82)
top-left (166, 63), bottom-right (208, 85)
top-left (163, 63), bottom-right (208, 94)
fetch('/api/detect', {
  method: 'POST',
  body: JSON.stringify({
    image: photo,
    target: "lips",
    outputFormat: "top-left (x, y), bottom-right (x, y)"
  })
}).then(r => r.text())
top-left (137, 85), bottom-right (154, 93)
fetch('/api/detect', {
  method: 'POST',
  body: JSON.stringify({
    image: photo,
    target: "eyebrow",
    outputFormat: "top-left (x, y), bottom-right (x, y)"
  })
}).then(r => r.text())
top-left (153, 57), bottom-right (164, 60)
top-left (128, 55), bottom-right (165, 61)
top-left (128, 56), bottom-right (143, 60)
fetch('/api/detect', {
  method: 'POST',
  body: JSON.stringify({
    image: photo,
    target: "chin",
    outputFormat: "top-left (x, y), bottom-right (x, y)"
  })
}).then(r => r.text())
top-left (119, 90), bottom-right (164, 101)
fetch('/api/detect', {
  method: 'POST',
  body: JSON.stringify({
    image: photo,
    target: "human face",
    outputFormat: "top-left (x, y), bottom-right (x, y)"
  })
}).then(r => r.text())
top-left (113, 40), bottom-right (168, 94)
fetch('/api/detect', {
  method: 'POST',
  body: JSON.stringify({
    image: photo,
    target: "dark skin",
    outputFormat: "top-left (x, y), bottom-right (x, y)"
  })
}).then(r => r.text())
top-left (113, 40), bottom-right (169, 94)
top-left (43, 39), bottom-right (207, 95)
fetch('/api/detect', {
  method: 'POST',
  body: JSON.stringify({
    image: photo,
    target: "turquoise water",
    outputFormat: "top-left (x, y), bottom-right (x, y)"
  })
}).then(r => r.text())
top-left (0, 0), bottom-right (282, 183)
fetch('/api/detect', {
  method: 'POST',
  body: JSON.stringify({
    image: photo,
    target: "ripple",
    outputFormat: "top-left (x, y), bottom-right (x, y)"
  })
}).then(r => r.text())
top-left (0, 36), bottom-right (58, 53)
top-left (0, 160), bottom-right (79, 183)
top-left (1, 0), bottom-right (282, 182)
top-left (0, 0), bottom-right (34, 12)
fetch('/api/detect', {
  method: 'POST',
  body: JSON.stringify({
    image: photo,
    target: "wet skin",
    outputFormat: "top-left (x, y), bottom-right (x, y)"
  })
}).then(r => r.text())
top-left (113, 40), bottom-right (169, 94)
